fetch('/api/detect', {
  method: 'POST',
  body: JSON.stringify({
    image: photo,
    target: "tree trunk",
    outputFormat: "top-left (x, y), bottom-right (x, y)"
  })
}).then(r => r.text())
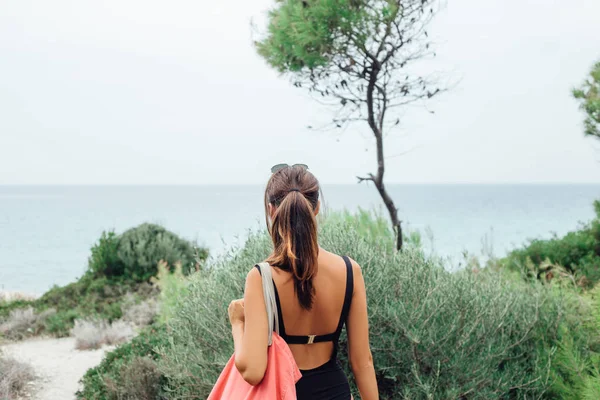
top-left (373, 176), bottom-right (403, 251)
top-left (364, 62), bottom-right (403, 251)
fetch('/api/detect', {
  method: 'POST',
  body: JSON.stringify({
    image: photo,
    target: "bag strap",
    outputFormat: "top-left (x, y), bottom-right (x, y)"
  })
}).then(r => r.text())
top-left (256, 262), bottom-right (279, 346)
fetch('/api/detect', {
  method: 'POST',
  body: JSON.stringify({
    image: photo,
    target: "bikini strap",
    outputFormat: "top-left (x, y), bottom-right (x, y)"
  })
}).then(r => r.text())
top-left (335, 256), bottom-right (354, 338)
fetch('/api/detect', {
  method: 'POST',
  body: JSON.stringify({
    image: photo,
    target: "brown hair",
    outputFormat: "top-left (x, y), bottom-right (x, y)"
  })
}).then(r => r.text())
top-left (265, 165), bottom-right (320, 310)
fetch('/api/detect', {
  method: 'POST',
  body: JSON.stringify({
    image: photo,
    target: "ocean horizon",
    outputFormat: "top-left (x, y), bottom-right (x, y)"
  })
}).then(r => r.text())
top-left (1, 184), bottom-right (598, 295)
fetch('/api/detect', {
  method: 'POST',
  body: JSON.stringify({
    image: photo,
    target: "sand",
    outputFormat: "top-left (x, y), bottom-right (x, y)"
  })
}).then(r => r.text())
top-left (1, 337), bottom-right (114, 400)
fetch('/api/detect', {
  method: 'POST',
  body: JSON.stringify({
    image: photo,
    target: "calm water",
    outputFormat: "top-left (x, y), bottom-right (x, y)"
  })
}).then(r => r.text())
top-left (1, 184), bottom-right (598, 295)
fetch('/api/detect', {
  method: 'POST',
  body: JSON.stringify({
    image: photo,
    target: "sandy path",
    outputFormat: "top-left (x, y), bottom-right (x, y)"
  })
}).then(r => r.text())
top-left (1, 337), bottom-right (114, 400)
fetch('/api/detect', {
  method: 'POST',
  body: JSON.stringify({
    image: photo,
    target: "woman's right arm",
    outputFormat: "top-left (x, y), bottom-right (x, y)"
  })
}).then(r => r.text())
top-left (346, 258), bottom-right (379, 400)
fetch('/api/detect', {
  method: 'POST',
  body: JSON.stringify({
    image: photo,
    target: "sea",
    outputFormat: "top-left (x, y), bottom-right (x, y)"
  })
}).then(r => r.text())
top-left (1, 184), bottom-right (598, 295)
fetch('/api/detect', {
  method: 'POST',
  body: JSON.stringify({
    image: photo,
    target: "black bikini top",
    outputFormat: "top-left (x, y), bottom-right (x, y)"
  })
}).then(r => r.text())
top-left (255, 255), bottom-right (354, 346)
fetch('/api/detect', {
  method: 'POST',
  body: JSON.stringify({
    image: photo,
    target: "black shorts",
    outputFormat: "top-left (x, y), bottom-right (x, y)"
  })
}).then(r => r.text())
top-left (296, 358), bottom-right (352, 400)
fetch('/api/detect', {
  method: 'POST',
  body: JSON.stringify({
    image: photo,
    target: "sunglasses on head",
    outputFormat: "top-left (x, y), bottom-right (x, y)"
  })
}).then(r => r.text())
top-left (270, 163), bottom-right (309, 174)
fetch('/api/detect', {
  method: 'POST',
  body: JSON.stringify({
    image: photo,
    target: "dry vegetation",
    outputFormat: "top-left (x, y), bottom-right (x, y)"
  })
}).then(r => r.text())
top-left (71, 319), bottom-right (135, 350)
top-left (0, 351), bottom-right (35, 399)
top-left (0, 307), bottom-right (56, 341)
top-left (121, 297), bottom-right (159, 328)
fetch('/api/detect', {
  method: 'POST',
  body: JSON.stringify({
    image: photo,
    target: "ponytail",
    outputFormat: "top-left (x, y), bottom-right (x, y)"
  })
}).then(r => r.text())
top-left (265, 166), bottom-right (320, 310)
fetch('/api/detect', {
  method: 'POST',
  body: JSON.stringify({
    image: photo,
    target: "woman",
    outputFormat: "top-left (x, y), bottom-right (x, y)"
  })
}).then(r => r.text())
top-left (227, 164), bottom-right (379, 400)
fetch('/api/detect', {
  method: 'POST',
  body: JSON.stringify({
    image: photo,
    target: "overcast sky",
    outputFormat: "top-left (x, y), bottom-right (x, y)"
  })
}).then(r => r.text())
top-left (1, 0), bottom-right (599, 184)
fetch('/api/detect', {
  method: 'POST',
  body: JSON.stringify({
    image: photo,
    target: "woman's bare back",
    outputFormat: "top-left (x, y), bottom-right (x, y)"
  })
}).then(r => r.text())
top-left (271, 248), bottom-right (351, 370)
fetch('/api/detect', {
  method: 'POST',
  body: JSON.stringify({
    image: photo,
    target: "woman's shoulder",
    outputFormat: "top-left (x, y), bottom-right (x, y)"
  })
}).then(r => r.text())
top-left (319, 249), bottom-right (362, 276)
top-left (244, 264), bottom-right (262, 285)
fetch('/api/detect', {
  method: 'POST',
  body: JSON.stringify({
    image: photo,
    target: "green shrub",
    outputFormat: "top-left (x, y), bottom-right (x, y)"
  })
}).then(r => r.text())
top-left (77, 260), bottom-right (205, 399)
top-left (43, 309), bottom-right (80, 337)
top-left (154, 211), bottom-right (582, 399)
top-left (499, 200), bottom-right (600, 288)
top-left (156, 231), bottom-right (270, 397)
top-left (87, 231), bottom-right (125, 278)
top-left (546, 283), bottom-right (600, 399)
top-left (86, 224), bottom-right (209, 283)
top-left (2, 223), bottom-right (206, 341)
top-left (16, 276), bottom-right (146, 337)
top-left (39, 276), bottom-right (124, 315)
top-left (111, 356), bottom-right (162, 400)
top-left (34, 276), bottom-right (130, 336)
top-left (0, 299), bottom-right (35, 320)
top-left (552, 333), bottom-right (600, 399)
top-left (150, 261), bottom-right (189, 324)
top-left (322, 208), bottom-right (423, 253)
top-left (77, 324), bottom-right (169, 400)
top-left (117, 223), bottom-right (207, 282)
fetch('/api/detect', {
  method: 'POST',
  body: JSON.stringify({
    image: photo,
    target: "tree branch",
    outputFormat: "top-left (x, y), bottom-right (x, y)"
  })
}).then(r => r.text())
top-left (357, 174), bottom-right (376, 183)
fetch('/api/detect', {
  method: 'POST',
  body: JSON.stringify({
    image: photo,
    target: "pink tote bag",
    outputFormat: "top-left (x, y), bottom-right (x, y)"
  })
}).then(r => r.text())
top-left (207, 263), bottom-right (302, 400)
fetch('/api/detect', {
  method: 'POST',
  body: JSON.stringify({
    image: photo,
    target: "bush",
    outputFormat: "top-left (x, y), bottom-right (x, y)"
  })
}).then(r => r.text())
top-left (499, 200), bottom-right (600, 288)
top-left (0, 307), bottom-right (37, 340)
top-left (71, 319), bottom-right (135, 350)
top-left (156, 231), bottom-right (271, 397)
top-left (32, 275), bottom-right (158, 337)
top-left (545, 283), bottom-right (600, 399)
top-left (153, 211), bottom-right (581, 399)
top-left (1, 223), bottom-right (204, 341)
top-left (87, 231), bottom-right (125, 278)
top-left (86, 224), bottom-right (208, 283)
top-left (31, 276), bottom-right (130, 338)
top-left (150, 261), bottom-right (189, 324)
top-left (72, 319), bottom-right (108, 350)
top-left (103, 320), bottom-right (135, 346)
top-left (43, 309), bottom-right (80, 337)
top-left (122, 296), bottom-right (159, 328)
top-left (0, 299), bottom-right (35, 320)
top-left (39, 276), bottom-right (126, 320)
top-left (0, 352), bottom-right (35, 399)
top-left (117, 223), bottom-right (207, 282)
top-left (107, 356), bottom-right (162, 400)
top-left (77, 324), bottom-right (169, 400)
top-left (0, 307), bottom-right (55, 340)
